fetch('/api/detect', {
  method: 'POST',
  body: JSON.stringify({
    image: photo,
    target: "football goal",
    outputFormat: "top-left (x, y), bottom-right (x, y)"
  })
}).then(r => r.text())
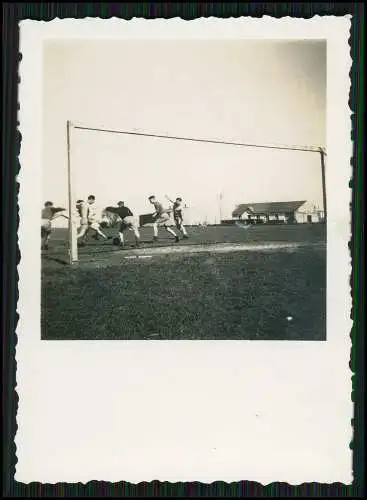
top-left (66, 120), bottom-right (327, 264)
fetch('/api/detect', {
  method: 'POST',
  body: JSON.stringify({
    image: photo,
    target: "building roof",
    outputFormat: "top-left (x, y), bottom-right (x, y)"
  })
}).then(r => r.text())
top-left (232, 201), bottom-right (306, 217)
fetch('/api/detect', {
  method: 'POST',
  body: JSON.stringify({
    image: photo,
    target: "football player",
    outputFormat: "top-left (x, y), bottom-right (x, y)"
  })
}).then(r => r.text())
top-left (148, 195), bottom-right (179, 243)
top-left (76, 195), bottom-right (109, 246)
top-left (165, 195), bottom-right (189, 238)
top-left (102, 201), bottom-right (141, 247)
top-left (41, 201), bottom-right (68, 250)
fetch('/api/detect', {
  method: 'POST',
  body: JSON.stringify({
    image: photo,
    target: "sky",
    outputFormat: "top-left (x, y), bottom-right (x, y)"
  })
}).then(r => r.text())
top-left (42, 39), bottom-right (326, 223)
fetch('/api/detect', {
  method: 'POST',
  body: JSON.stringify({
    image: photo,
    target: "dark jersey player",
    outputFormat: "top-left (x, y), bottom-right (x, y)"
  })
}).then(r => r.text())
top-left (103, 201), bottom-right (141, 247)
top-left (166, 196), bottom-right (189, 238)
top-left (41, 201), bottom-right (68, 250)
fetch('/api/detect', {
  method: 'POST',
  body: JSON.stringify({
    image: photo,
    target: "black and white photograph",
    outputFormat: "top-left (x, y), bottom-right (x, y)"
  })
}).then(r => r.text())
top-left (16, 17), bottom-right (352, 485)
top-left (41, 37), bottom-right (327, 341)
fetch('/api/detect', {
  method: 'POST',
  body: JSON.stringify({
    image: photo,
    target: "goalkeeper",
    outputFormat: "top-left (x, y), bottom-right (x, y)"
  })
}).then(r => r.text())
top-left (102, 201), bottom-right (141, 247)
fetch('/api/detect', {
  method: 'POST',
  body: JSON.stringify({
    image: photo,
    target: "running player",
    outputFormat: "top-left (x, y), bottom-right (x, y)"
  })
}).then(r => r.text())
top-left (166, 195), bottom-right (189, 239)
top-left (103, 201), bottom-right (141, 247)
top-left (77, 195), bottom-right (109, 246)
top-left (148, 195), bottom-right (179, 243)
top-left (76, 199), bottom-right (89, 246)
top-left (41, 201), bottom-right (68, 250)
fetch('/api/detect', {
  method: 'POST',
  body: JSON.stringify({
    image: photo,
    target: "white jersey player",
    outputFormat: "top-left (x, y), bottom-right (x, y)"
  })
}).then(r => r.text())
top-left (77, 195), bottom-right (110, 246)
top-left (148, 195), bottom-right (179, 243)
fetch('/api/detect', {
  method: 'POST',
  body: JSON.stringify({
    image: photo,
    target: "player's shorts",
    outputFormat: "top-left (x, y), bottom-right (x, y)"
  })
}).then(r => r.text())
top-left (154, 213), bottom-right (170, 225)
top-left (120, 215), bottom-right (138, 231)
top-left (41, 219), bottom-right (52, 236)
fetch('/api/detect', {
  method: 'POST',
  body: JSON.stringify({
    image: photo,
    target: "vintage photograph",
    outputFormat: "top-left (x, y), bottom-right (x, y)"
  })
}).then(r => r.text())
top-left (41, 38), bottom-right (327, 341)
top-left (17, 16), bottom-right (353, 485)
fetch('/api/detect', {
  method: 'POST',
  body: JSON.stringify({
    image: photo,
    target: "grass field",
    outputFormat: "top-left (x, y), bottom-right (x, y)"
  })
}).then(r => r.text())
top-left (41, 224), bottom-right (326, 341)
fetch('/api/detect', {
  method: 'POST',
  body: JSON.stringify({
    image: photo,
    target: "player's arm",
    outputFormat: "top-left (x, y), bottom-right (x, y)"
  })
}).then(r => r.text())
top-left (50, 207), bottom-right (68, 220)
top-left (105, 206), bottom-right (120, 215)
top-left (165, 196), bottom-right (176, 214)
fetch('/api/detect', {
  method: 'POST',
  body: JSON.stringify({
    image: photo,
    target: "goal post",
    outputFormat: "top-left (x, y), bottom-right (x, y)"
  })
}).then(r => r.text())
top-left (65, 120), bottom-right (327, 264)
top-left (319, 146), bottom-right (327, 222)
top-left (66, 121), bottom-right (78, 264)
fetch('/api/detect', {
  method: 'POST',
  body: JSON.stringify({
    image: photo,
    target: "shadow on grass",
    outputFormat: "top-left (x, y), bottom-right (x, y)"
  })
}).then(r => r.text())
top-left (42, 254), bottom-right (69, 266)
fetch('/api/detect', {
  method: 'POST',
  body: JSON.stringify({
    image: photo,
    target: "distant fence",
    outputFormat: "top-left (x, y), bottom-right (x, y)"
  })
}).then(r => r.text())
top-left (220, 219), bottom-right (325, 226)
top-left (139, 213), bottom-right (156, 226)
top-left (139, 214), bottom-right (326, 227)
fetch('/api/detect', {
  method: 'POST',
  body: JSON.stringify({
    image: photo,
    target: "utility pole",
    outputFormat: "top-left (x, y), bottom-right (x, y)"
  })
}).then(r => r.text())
top-left (219, 192), bottom-right (223, 223)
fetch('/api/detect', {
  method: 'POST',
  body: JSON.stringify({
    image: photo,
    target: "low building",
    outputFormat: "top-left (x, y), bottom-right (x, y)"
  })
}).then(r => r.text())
top-left (231, 200), bottom-right (323, 224)
top-left (294, 201), bottom-right (325, 223)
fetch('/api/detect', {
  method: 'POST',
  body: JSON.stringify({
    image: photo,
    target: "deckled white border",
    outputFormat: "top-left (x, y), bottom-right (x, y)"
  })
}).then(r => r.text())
top-left (16, 17), bottom-right (353, 484)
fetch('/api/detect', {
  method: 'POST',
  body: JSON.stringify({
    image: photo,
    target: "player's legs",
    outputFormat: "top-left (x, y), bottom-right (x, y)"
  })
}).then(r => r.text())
top-left (116, 228), bottom-right (140, 247)
top-left (127, 217), bottom-right (141, 246)
top-left (118, 230), bottom-right (140, 247)
top-left (116, 220), bottom-right (128, 246)
top-left (152, 214), bottom-right (169, 240)
top-left (163, 224), bottom-right (178, 239)
top-left (152, 222), bottom-right (159, 241)
top-left (77, 223), bottom-right (89, 246)
top-left (162, 220), bottom-right (179, 242)
top-left (43, 231), bottom-right (51, 246)
top-left (41, 223), bottom-right (52, 250)
top-left (180, 223), bottom-right (188, 237)
top-left (89, 222), bottom-right (109, 240)
top-left (116, 218), bottom-right (141, 247)
top-left (77, 224), bottom-right (88, 239)
top-left (41, 220), bottom-right (52, 250)
top-left (95, 227), bottom-right (109, 239)
top-left (133, 226), bottom-right (140, 245)
top-left (115, 220), bottom-right (128, 246)
top-left (154, 213), bottom-right (178, 242)
top-left (175, 217), bottom-right (188, 238)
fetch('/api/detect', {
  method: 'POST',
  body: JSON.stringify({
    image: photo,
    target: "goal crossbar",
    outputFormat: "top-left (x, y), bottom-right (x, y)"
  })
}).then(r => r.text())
top-left (72, 123), bottom-right (326, 154)
top-left (66, 121), bottom-right (327, 264)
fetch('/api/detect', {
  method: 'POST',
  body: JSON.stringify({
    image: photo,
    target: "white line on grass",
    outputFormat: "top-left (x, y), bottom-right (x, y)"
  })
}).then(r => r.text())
top-left (74, 241), bottom-right (325, 269)
top-left (123, 255), bottom-right (153, 260)
top-left (120, 241), bottom-right (320, 257)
